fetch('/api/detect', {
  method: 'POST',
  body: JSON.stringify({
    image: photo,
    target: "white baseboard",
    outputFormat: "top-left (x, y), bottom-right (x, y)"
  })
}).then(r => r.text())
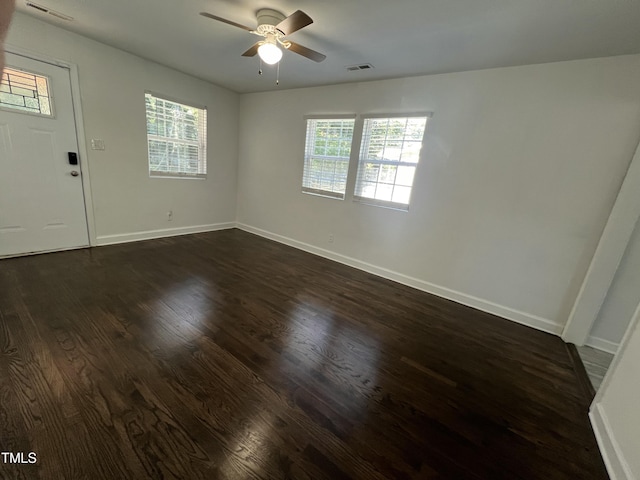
top-left (96, 222), bottom-right (235, 246)
top-left (236, 223), bottom-right (563, 336)
top-left (586, 335), bottom-right (620, 355)
top-left (590, 403), bottom-right (635, 480)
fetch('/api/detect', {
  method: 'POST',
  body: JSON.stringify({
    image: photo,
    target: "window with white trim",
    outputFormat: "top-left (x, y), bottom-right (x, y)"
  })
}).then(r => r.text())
top-left (354, 115), bottom-right (428, 210)
top-left (302, 117), bottom-right (355, 199)
top-left (145, 92), bottom-right (207, 178)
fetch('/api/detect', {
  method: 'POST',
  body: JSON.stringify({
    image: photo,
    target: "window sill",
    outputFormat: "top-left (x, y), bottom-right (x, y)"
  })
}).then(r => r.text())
top-left (149, 173), bottom-right (207, 180)
top-left (353, 196), bottom-right (410, 212)
top-left (302, 189), bottom-right (345, 200)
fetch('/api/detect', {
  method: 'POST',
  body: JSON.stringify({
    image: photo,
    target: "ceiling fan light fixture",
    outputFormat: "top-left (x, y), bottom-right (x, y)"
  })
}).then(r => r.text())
top-left (258, 43), bottom-right (283, 65)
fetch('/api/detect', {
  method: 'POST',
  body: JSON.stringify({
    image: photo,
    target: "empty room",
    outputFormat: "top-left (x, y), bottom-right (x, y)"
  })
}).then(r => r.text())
top-left (1, 1), bottom-right (640, 479)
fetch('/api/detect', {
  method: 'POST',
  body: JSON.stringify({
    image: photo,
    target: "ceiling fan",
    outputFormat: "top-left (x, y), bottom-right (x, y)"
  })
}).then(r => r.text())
top-left (200, 9), bottom-right (326, 65)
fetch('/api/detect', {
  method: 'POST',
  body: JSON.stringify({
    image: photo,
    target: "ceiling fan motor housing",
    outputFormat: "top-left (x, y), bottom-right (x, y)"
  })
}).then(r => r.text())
top-left (256, 9), bottom-right (286, 36)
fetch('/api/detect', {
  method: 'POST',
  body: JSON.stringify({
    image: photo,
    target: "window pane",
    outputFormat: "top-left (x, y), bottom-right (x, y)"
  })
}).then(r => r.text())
top-left (379, 165), bottom-right (397, 183)
top-left (364, 163), bottom-right (380, 182)
top-left (0, 67), bottom-right (52, 116)
top-left (396, 166), bottom-right (415, 186)
top-left (145, 93), bottom-right (207, 177)
top-left (355, 116), bottom-right (428, 208)
top-left (25, 97), bottom-right (39, 109)
top-left (406, 118), bottom-right (427, 139)
top-left (302, 118), bottom-right (355, 199)
top-left (375, 184), bottom-right (393, 202)
top-left (39, 98), bottom-right (51, 116)
top-left (399, 141), bottom-right (423, 164)
top-left (392, 186), bottom-right (412, 204)
top-left (314, 140), bottom-right (327, 155)
top-left (358, 181), bottom-right (377, 199)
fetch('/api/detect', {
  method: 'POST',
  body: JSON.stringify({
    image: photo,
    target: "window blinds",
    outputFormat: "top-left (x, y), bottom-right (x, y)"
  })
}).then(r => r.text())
top-left (302, 117), bottom-right (355, 199)
top-left (145, 93), bottom-right (207, 177)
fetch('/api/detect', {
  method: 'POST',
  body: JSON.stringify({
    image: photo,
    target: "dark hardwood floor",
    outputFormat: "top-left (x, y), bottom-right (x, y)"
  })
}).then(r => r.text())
top-left (0, 229), bottom-right (608, 479)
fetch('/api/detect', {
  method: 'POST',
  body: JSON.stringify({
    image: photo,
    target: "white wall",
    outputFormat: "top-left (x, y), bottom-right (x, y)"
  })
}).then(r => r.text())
top-left (237, 55), bottom-right (640, 332)
top-left (591, 302), bottom-right (640, 480)
top-left (589, 217), bottom-right (640, 351)
top-left (6, 13), bottom-right (239, 243)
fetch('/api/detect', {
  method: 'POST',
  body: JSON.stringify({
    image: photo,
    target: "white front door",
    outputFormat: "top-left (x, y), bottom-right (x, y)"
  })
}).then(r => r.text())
top-left (0, 52), bottom-right (89, 257)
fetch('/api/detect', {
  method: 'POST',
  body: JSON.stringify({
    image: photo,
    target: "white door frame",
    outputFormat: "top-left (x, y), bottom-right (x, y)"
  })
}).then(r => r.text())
top-left (589, 299), bottom-right (640, 480)
top-left (4, 43), bottom-right (97, 247)
top-left (562, 136), bottom-right (640, 347)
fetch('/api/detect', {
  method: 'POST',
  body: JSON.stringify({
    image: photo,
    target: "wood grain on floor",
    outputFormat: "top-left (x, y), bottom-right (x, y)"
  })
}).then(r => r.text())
top-left (0, 229), bottom-right (609, 479)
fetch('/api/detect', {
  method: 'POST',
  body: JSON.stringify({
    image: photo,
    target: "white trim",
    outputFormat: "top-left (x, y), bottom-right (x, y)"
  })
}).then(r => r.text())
top-left (589, 302), bottom-right (640, 480)
top-left (361, 112), bottom-right (434, 119)
top-left (594, 301), bottom-right (640, 404)
top-left (144, 90), bottom-right (207, 111)
top-left (149, 172), bottom-right (207, 180)
top-left (562, 136), bottom-right (640, 345)
top-left (590, 403), bottom-right (635, 480)
top-left (0, 245), bottom-right (87, 259)
top-left (5, 44), bottom-right (98, 247)
top-left (353, 195), bottom-right (410, 211)
top-left (303, 114), bottom-right (357, 120)
top-left (301, 188), bottom-right (345, 200)
top-left (586, 335), bottom-right (620, 355)
top-left (236, 223), bottom-right (563, 335)
top-left (96, 222), bottom-right (235, 246)
top-left (70, 61), bottom-right (97, 247)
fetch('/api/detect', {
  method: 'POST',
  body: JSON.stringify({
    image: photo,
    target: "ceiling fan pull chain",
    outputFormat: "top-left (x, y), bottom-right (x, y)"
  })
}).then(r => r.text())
top-left (276, 59), bottom-right (280, 85)
top-left (259, 57), bottom-right (263, 75)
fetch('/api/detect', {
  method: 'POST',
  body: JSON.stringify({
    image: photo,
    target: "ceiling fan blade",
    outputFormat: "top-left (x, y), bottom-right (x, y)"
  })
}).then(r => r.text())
top-left (287, 42), bottom-right (326, 62)
top-left (200, 12), bottom-right (253, 32)
top-left (241, 43), bottom-right (260, 57)
top-left (276, 10), bottom-right (313, 36)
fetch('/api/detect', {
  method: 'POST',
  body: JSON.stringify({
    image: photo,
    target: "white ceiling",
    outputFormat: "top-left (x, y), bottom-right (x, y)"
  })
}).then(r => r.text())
top-left (16, 0), bottom-right (640, 93)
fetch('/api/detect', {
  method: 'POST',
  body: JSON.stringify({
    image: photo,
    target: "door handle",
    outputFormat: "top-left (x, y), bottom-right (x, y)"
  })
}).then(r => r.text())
top-left (70, 170), bottom-right (79, 177)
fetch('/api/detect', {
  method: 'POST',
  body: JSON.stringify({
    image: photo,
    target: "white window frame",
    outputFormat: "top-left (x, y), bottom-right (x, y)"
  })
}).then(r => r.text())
top-left (354, 113), bottom-right (431, 211)
top-left (301, 114), bottom-right (356, 200)
top-left (145, 92), bottom-right (207, 179)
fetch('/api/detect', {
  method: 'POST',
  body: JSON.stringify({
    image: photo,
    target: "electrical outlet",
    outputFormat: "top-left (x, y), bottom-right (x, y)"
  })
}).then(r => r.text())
top-left (167, 210), bottom-right (173, 221)
top-left (328, 234), bottom-right (334, 243)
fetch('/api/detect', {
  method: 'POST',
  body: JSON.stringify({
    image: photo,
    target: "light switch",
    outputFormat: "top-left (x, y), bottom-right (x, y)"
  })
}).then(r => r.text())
top-left (91, 139), bottom-right (105, 150)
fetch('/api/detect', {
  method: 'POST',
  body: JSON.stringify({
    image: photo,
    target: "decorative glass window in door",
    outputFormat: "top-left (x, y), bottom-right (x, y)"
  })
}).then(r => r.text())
top-left (0, 67), bottom-right (52, 116)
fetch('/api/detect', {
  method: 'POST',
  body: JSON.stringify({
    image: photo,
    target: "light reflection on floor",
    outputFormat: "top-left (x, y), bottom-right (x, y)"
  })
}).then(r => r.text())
top-left (145, 283), bottom-right (385, 471)
top-left (145, 277), bottom-right (215, 351)
top-left (281, 294), bottom-right (381, 410)
top-left (221, 412), bottom-right (278, 477)
top-left (218, 292), bottom-right (384, 474)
